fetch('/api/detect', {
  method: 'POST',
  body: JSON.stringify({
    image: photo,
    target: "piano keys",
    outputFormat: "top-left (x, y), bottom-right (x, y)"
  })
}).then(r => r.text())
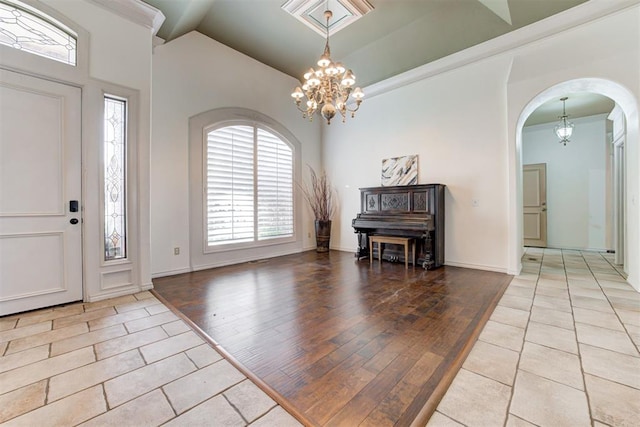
top-left (352, 184), bottom-right (445, 269)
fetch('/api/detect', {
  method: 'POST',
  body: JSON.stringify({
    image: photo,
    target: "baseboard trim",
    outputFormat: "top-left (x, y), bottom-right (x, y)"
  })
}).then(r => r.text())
top-left (85, 285), bottom-right (147, 303)
top-left (140, 281), bottom-right (154, 291)
top-left (444, 260), bottom-right (508, 274)
top-left (151, 267), bottom-right (192, 279)
top-left (190, 248), bottom-right (310, 273)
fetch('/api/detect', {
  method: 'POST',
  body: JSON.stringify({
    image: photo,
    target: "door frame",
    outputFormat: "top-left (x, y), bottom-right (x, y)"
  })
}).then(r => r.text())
top-left (0, 0), bottom-right (149, 307)
top-left (613, 138), bottom-right (625, 267)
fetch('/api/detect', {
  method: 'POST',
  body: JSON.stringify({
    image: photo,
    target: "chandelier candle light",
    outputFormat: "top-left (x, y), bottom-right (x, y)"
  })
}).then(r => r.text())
top-left (291, 9), bottom-right (364, 125)
top-left (555, 96), bottom-right (574, 146)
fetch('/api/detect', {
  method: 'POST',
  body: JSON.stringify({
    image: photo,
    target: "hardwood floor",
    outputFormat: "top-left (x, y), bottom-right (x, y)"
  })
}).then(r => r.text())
top-left (152, 250), bottom-right (511, 426)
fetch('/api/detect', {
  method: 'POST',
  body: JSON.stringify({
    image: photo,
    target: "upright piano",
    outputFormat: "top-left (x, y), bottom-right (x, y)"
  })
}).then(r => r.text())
top-left (352, 184), bottom-right (445, 269)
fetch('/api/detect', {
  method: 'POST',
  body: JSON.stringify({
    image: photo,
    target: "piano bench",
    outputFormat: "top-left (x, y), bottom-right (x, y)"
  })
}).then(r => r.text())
top-left (369, 235), bottom-right (416, 269)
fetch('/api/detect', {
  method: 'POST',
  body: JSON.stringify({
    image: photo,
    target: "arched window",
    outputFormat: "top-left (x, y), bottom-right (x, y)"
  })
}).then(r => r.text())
top-left (205, 123), bottom-right (294, 247)
top-left (0, 0), bottom-right (77, 65)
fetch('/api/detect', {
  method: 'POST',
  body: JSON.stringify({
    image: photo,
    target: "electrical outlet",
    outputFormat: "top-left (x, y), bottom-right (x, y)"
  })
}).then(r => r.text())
top-left (174, 247), bottom-right (180, 255)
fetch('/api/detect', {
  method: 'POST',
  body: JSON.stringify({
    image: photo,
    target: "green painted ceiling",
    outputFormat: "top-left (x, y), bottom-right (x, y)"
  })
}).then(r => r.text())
top-left (143, 0), bottom-right (589, 88)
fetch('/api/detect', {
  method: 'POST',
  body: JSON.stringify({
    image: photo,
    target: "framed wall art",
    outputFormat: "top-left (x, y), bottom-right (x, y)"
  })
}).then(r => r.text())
top-left (381, 154), bottom-right (418, 186)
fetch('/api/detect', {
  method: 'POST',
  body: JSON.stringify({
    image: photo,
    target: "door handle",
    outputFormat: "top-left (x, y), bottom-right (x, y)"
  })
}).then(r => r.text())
top-left (70, 218), bottom-right (79, 225)
top-left (541, 208), bottom-right (547, 212)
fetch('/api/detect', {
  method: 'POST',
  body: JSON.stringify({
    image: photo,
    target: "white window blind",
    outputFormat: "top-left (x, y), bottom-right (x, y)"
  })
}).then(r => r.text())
top-left (206, 125), bottom-right (293, 247)
top-left (257, 128), bottom-right (293, 240)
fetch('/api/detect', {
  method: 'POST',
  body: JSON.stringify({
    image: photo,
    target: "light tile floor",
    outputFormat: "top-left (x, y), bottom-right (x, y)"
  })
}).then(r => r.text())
top-left (0, 292), bottom-right (302, 426)
top-left (430, 248), bottom-right (640, 427)
top-left (1, 249), bottom-right (638, 426)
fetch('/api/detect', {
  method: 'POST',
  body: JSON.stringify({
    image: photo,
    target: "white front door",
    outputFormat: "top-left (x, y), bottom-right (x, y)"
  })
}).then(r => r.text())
top-left (523, 163), bottom-right (547, 248)
top-left (0, 69), bottom-right (82, 316)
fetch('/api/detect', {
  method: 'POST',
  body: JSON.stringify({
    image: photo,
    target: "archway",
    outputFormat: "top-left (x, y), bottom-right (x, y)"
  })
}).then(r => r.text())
top-left (510, 78), bottom-right (639, 291)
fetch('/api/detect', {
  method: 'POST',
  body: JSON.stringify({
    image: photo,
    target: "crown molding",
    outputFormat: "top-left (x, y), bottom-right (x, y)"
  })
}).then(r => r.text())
top-left (364, 0), bottom-right (640, 100)
top-left (87, 0), bottom-right (165, 35)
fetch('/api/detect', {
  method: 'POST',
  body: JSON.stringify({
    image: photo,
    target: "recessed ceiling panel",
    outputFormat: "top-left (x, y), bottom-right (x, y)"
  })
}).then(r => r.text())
top-left (282, 0), bottom-right (373, 37)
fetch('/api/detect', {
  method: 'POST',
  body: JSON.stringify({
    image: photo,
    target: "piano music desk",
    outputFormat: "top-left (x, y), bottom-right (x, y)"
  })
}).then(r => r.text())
top-left (369, 235), bottom-right (415, 269)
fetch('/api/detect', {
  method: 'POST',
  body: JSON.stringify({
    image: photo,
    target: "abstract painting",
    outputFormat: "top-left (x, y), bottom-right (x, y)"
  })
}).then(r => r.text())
top-left (381, 154), bottom-right (418, 186)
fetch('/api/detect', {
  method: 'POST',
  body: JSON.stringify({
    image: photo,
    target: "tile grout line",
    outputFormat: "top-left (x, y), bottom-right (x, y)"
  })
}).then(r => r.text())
top-left (222, 391), bottom-right (250, 425)
top-left (594, 251), bottom-right (640, 356)
top-left (581, 251), bottom-right (640, 355)
top-left (501, 246), bottom-right (543, 427)
top-left (566, 249), bottom-right (595, 425)
top-left (158, 383), bottom-right (178, 419)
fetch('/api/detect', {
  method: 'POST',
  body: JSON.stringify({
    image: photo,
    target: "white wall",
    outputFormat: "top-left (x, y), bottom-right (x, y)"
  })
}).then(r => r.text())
top-left (324, 55), bottom-right (512, 272)
top-left (523, 115), bottom-right (610, 250)
top-left (150, 31), bottom-right (321, 276)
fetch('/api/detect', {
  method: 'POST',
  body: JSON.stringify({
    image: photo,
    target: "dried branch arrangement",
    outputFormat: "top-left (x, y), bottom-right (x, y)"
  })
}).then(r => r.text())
top-left (300, 165), bottom-right (335, 221)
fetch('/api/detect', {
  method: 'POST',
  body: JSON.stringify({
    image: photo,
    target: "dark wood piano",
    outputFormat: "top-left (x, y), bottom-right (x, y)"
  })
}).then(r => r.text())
top-left (352, 183), bottom-right (445, 269)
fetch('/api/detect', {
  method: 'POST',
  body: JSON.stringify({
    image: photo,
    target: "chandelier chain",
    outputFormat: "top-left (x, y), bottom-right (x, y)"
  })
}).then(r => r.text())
top-left (290, 8), bottom-right (364, 124)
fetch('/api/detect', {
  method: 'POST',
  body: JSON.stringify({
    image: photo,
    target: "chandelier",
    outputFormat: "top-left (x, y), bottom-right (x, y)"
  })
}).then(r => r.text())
top-left (554, 96), bottom-right (574, 146)
top-left (291, 9), bottom-right (364, 125)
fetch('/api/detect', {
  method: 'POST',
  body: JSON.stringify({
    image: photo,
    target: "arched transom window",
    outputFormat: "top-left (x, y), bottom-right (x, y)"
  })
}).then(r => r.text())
top-left (0, 0), bottom-right (77, 65)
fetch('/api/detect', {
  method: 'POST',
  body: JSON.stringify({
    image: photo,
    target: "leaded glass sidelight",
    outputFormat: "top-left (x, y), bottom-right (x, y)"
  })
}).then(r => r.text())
top-left (0, 0), bottom-right (77, 65)
top-left (104, 96), bottom-right (127, 261)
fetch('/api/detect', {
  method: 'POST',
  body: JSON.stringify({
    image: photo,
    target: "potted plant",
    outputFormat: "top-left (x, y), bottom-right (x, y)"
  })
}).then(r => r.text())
top-left (300, 165), bottom-right (335, 252)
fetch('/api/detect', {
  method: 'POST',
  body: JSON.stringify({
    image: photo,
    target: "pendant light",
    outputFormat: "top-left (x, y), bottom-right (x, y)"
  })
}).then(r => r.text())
top-left (555, 97), bottom-right (574, 146)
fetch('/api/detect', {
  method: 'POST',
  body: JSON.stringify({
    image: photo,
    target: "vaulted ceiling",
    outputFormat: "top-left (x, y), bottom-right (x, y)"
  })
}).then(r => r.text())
top-left (141, 0), bottom-right (615, 123)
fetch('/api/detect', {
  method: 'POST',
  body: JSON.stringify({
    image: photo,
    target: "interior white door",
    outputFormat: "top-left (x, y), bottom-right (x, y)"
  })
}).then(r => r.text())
top-left (523, 163), bottom-right (547, 248)
top-left (0, 69), bottom-right (82, 316)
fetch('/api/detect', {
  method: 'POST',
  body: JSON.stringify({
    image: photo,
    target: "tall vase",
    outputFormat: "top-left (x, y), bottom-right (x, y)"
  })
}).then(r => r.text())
top-left (315, 220), bottom-right (331, 253)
